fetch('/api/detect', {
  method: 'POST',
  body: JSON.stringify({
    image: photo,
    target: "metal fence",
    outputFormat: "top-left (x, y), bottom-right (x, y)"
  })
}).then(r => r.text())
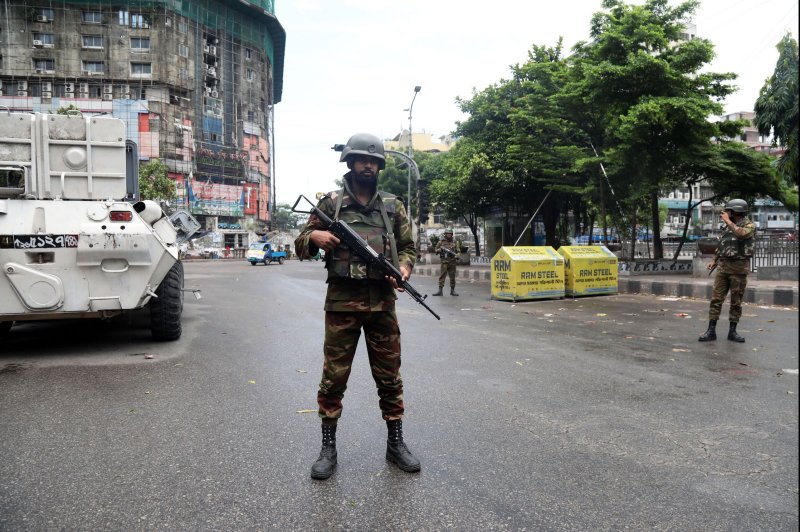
top-left (617, 236), bottom-right (797, 271)
top-left (751, 235), bottom-right (798, 271)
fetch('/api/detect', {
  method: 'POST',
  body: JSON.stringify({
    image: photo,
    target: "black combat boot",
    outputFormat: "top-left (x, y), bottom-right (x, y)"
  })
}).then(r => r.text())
top-left (386, 420), bottom-right (420, 473)
top-left (727, 322), bottom-right (745, 343)
top-left (698, 320), bottom-right (717, 342)
top-left (310, 424), bottom-right (337, 480)
top-left (432, 288), bottom-right (443, 296)
top-left (450, 287), bottom-right (459, 296)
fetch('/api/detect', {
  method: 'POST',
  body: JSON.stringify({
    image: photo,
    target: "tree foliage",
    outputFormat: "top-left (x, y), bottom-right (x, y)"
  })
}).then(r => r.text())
top-left (273, 202), bottom-right (304, 230)
top-left (138, 159), bottom-right (176, 202)
top-left (754, 33), bottom-right (799, 186)
top-left (431, 0), bottom-right (783, 258)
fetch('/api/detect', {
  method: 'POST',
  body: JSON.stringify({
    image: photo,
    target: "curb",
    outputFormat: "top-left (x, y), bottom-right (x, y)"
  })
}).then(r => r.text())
top-left (413, 266), bottom-right (799, 308)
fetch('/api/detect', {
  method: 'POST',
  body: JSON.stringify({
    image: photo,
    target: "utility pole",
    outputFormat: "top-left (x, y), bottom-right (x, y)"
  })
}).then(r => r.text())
top-left (404, 86), bottom-right (421, 229)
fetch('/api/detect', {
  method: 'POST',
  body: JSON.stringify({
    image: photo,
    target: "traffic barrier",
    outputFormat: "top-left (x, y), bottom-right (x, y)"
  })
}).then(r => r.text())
top-left (490, 246), bottom-right (564, 301)
top-left (558, 246), bottom-right (618, 296)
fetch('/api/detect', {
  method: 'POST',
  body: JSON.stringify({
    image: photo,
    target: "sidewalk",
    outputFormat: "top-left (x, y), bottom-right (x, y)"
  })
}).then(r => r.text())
top-left (413, 265), bottom-right (799, 308)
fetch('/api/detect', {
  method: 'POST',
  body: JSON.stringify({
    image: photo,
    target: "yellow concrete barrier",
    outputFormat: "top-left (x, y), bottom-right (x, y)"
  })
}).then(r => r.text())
top-left (490, 246), bottom-right (565, 301)
top-left (557, 246), bottom-right (618, 296)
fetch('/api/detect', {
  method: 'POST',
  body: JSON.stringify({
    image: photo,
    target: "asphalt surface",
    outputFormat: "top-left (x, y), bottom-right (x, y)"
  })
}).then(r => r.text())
top-left (1, 260), bottom-right (798, 531)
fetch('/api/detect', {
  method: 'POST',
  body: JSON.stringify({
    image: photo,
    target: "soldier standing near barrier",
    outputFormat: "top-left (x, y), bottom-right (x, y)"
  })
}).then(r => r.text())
top-left (699, 199), bottom-right (755, 343)
top-left (433, 228), bottom-right (459, 296)
top-left (294, 133), bottom-right (421, 480)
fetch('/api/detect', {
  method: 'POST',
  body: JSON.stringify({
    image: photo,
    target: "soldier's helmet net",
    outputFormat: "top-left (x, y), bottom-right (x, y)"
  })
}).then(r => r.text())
top-left (444, 227), bottom-right (453, 234)
top-left (339, 133), bottom-right (386, 170)
top-left (724, 199), bottom-right (748, 213)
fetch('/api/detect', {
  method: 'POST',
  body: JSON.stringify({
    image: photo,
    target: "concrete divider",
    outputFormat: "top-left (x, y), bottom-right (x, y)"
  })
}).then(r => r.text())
top-left (414, 265), bottom-right (798, 307)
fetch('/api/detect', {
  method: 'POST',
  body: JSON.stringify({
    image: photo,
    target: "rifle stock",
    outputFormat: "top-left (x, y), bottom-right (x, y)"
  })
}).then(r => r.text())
top-left (293, 195), bottom-right (441, 320)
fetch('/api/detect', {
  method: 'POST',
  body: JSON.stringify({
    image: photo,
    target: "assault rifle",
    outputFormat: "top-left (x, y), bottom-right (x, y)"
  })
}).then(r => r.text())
top-left (439, 246), bottom-right (458, 259)
top-left (293, 195), bottom-right (441, 320)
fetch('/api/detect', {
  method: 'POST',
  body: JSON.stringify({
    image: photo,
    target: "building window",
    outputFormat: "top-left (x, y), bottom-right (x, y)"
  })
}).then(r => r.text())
top-left (245, 48), bottom-right (252, 60)
top-left (178, 43), bottom-right (189, 58)
top-left (82, 35), bottom-right (103, 49)
top-left (131, 62), bottom-right (152, 77)
top-left (82, 61), bottom-right (104, 74)
top-left (179, 68), bottom-right (189, 81)
top-left (131, 37), bottom-right (150, 52)
top-left (82, 11), bottom-right (102, 23)
top-left (32, 33), bottom-right (55, 45)
top-left (130, 13), bottom-right (150, 29)
top-left (178, 19), bottom-right (188, 34)
top-left (246, 68), bottom-right (254, 81)
top-left (33, 59), bottom-right (55, 72)
top-left (35, 8), bottom-right (54, 21)
top-left (118, 10), bottom-right (129, 26)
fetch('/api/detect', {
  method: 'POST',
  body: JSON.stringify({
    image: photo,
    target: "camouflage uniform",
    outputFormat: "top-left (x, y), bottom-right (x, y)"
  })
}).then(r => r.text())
top-left (435, 238), bottom-right (459, 290)
top-left (708, 216), bottom-right (755, 323)
top-left (294, 174), bottom-right (416, 426)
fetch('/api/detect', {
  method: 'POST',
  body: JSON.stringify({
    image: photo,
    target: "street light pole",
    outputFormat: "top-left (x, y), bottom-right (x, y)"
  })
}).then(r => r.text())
top-left (405, 86), bottom-right (421, 227)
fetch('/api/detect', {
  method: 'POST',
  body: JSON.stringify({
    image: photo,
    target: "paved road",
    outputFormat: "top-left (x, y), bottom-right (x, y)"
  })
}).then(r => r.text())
top-left (1, 260), bottom-right (797, 530)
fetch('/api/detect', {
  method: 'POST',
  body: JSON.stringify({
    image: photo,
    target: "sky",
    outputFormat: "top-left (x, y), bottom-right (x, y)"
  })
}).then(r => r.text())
top-left (271, 0), bottom-right (799, 206)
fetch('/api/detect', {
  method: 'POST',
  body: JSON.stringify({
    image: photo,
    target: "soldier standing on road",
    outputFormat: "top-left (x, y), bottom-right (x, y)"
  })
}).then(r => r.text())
top-left (699, 199), bottom-right (756, 343)
top-left (294, 133), bottom-right (421, 480)
top-left (432, 228), bottom-right (458, 296)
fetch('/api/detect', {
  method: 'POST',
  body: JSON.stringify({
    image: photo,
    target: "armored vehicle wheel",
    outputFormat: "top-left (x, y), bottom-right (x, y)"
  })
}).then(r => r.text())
top-left (0, 321), bottom-right (12, 335)
top-left (278, 257), bottom-right (285, 264)
top-left (150, 261), bottom-right (184, 341)
top-left (264, 259), bottom-right (269, 266)
top-left (250, 261), bottom-right (257, 266)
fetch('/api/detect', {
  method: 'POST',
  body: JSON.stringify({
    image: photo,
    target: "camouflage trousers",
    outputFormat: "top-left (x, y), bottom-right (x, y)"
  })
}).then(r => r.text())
top-left (438, 261), bottom-right (457, 288)
top-left (318, 311), bottom-right (404, 425)
top-left (708, 269), bottom-right (749, 323)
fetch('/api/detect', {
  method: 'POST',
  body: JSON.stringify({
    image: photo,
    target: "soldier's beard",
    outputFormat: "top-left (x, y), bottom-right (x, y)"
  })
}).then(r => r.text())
top-left (353, 171), bottom-right (377, 189)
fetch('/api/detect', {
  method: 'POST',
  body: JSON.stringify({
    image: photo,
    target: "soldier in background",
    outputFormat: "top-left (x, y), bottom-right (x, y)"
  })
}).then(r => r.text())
top-left (699, 199), bottom-right (755, 343)
top-left (294, 133), bottom-right (421, 480)
top-left (432, 228), bottom-right (459, 296)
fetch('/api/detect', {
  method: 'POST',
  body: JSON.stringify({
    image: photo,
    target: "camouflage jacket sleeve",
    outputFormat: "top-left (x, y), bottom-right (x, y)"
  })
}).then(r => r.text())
top-left (293, 196), bottom-right (335, 260)
top-left (732, 219), bottom-right (756, 239)
top-left (392, 198), bottom-right (416, 272)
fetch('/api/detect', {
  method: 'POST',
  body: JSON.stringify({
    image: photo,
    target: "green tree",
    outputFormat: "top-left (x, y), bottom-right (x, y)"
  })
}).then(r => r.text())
top-left (138, 159), bottom-right (175, 201)
top-left (507, 40), bottom-right (592, 247)
top-left (430, 138), bottom-right (503, 255)
top-left (55, 104), bottom-right (80, 115)
top-left (754, 33), bottom-right (799, 186)
top-left (273, 202), bottom-right (304, 230)
top-left (573, 0), bottom-right (752, 259)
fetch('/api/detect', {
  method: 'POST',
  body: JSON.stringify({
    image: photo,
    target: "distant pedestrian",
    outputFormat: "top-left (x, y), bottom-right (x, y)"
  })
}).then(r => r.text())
top-left (699, 199), bottom-right (755, 343)
top-left (294, 133), bottom-right (421, 480)
top-left (433, 228), bottom-right (458, 296)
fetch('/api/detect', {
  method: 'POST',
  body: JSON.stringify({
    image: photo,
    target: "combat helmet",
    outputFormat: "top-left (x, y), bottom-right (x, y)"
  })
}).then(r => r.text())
top-left (339, 133), bottom-right (386, 169)
top-left (444, 227), bottom-right (453, 234)
top-left (723, 199), bottom-right (748, 213)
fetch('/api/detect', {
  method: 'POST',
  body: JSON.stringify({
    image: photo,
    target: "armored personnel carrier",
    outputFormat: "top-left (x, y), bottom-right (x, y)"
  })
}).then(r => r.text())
top-left (0, 111), bottom-right (199, 340)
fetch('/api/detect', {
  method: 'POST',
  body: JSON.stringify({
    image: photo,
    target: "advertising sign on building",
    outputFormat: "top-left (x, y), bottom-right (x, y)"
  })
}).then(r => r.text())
top-left (185, 178), bottom-right (244, 216)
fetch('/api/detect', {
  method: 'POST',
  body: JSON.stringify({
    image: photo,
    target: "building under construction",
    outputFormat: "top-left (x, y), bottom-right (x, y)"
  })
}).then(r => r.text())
top-left (0, 0), bottom-right (285, 246)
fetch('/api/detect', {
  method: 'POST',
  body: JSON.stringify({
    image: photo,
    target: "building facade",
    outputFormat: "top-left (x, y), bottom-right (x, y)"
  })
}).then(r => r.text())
top-left (0, 0), bottom-right (285, 247)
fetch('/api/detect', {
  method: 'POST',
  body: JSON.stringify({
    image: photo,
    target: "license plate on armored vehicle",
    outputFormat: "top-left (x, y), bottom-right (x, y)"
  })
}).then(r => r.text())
top-left (1, 234), bottom-right (79, 249)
